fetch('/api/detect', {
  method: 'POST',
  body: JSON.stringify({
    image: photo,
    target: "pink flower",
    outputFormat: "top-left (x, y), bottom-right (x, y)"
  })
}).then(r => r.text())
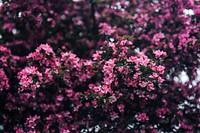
top-left (147, 83), bottom-right (155, 91)
top-left (73, 0), bottom-right (84, 3)
top-left (156, 65), bottom-right (165, 74)
top-left (91, 99), bottom-right (98, 108)
top-left (101, 84), bottom-right (111, 94)
top-left (61, 51), bottom-right (80, 69)
top-left (103, 59), bottom-right (116, 86)
top-left (17, 66), bottom-right (42, 92)
top-left (60, 127), bottom-right (70, 133)
top-left (103, 59), bottom-right (115, 73)
top-left (133, 72), bottom-right (141, 80)
top-left (99, 23), bottom-right (116, 35)
top-left (108, 95), bottom-right (117, 104)
top-left (92, 51), bottom-right (103, 60)
top-left (158, 77), bottom-right (164, 83)
top-left (25, 115), bottom-right (40, 129)
top-left (27, 44), bottom-right (58, 68)
top-left (93, 86), bottom-right (101, 93)
top-left (157, 108), bottom-right (169, 118)
top-left (127, 56), bottom-right (137, 63)
top-left (117, 104), bottom-right (125, 113)
top-left (66, 89), bottom-right (74, 97)
top-left (139, 81), bottom-right (148, 88)
top-left (152, 33), bottom-right (165, 43)
top-left (137, 53), bottom-right (150, 67)
top-left (14, 127), bottom-right (25, 133)
top-left (153, 50), bottom-right (167, 58)
top-left (2, 23), bottom-right (15, 32)
top-left (56, 95), bottom-right (64, 101)
top-left (0, 46), bottom-right (11, 54)
top-left (110, 112), bottom-right (119, 120)
top-left (149, 73), bottom-right (158, 78)
top-left (0, 68), bottom-right (9, 91)
top-left (127, 53), bottom-right (150, 67)
top-left (36, 44), bottom-right (54, 56)
top-left (136, 113), bottom-right (149, 122)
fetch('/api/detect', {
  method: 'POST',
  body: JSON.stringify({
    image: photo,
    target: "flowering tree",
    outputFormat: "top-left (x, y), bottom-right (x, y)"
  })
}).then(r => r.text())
top-left (0, 0), bottom-right (200, 132)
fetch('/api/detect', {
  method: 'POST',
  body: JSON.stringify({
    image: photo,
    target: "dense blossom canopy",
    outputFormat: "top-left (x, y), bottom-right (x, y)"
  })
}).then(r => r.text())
top-left (0, 0), bottom-right (200, 132)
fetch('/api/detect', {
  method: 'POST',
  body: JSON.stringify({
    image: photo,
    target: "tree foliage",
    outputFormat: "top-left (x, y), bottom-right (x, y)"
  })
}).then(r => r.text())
top-left (0, 0), bottom-right (200, 132)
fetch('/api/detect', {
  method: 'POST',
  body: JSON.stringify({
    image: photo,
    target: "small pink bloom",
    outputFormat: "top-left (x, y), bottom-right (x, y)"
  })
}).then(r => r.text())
top-left (139, 81), bottom-right (148, 88)
top-left (108, 95), bottom-right (117, 104)
top-left (110, 112), bottom-right (119, 120)
top-left (56, 95), bottom-right (64, 101)
top-left (136, 113), bottom-right (149, 122)
top-left (157, 108), bottom-right (169, 118)
top-left (156, 65), bottom-right (165, 74)
top-left (149, 73), bottom-right (158, 78)
top-left (101, 84), bottom-right (111, 94)
top-left (91, 99), bottom-right (98, 108)
top-left (152, 33), bottom-right (165, 43)
top-left (153, 50), bottom-right (167, 58)
top-left (25, 115), bottom-right (40, 129)
top-left (117, 104), bottom-right (125, 113)
top-left (92, 51), bottom-right (102, 60)
top-left (147, 83), bottom-right (155, 91)
top-left (36, 44), bottom-right (54, 55)
top-left (0, 68), bottom-right (10, 91)
top-left (17, 66), bottom-right (42, 92)
top-left (99, 23), bottom-right (116, 35)
top-left (158, 77), bottom-right (164, 83)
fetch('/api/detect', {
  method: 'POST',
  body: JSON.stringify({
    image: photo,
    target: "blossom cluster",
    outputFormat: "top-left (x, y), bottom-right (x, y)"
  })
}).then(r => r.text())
top-left (0, 68), bottom-right (9, 92)
top-left (17, 66), bottom-right (42, 92)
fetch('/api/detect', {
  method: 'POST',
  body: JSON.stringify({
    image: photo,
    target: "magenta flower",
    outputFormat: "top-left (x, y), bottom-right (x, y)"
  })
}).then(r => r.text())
top-left (0, 68), bottom-right (9, 91)
top-left (99, 23), bottom-right (116, 35)
top-left (153, 50), bottom-right (167, 58)
top-left (136, 113), bottom-right (149, 122)
top-left (18, 66), bottom-right (42, 92)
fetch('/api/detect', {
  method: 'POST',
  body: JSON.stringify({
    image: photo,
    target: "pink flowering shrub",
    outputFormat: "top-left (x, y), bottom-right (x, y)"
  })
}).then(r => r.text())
top-left (0, 0), bottom-right (200, 132)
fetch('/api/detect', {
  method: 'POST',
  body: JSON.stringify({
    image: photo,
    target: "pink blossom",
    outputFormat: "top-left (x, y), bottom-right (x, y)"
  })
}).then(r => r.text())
top-left (101, 84), bottom-right (111, 94)
top-left (147, 83), bottom-right (155, 91)
top-left (117, 104), bottom-right (125, 113)
top-left (14, 127), bottom-right (25, 133)
top-left (35, 44), bottom-right (54, 56)
top-left (0, 68), bottom-right (9, 91)
top-left (2, 23), bottom-right (15, 32)
top-left (56, 95), bottom-right (64, 101)
top-left (156, 65), bottom-right (165, 74)
top-left (110, 112), bottom-right (119, 120)
top-left (91, 99), bottom-right (98, 108)
top-left (136, 113), bottom-right (149, 122)
top-left (17, 66), bottom-right (42, 92)
top-left (149, 73), bottom-right (158, 78)
top-left (73, 0), bottom-right (84, 3)
top-left (92, 50), bottom-right (102, 60)
top-left (99, 23), bottom-right (116, 35)
top-left (152, 33), bottom-right (165, 43)
top-left (25, 115), bottom-right (40, 129)
top-left (158, 77), bottom-right (165, 83)
top-left (139, 81), bottom-right (148, 88)
top-left (108, 95), bottom-right (117, 104)
top-left (103, 59), bottom-right (116, 86)
top-left (153, 50), bottom-right (167, 58)
top-left (0, 46), bottom-right (11, 54)
top-left (133, 72), bottom-right (141, 80)
top-left (156, 108), bottom-right (169, 118)
top-left (137, 53), bottom-right (150, 67)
